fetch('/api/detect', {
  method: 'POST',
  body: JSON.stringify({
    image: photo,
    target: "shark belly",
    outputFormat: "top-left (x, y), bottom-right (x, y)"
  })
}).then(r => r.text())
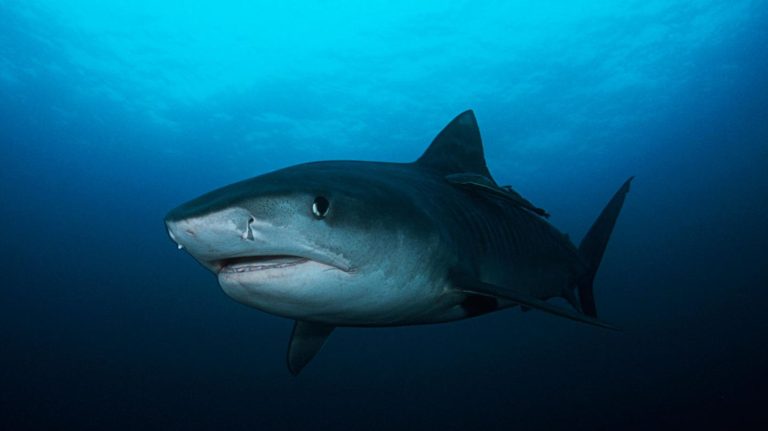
top-left (218, 257), bottom-right (463, 326)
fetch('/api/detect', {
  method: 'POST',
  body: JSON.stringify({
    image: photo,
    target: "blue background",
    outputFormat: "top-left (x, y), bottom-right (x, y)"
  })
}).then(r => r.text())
top-left (1, 1), bottom-right (767, 429)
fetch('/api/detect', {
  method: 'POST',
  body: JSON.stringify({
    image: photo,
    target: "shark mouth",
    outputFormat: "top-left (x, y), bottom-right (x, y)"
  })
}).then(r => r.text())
top-left (216, 255), bottom-right (310, 274)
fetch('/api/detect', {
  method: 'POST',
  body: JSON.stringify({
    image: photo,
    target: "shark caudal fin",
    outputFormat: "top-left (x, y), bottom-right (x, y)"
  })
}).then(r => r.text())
top-left (577, 177), bottom-right (633, 317)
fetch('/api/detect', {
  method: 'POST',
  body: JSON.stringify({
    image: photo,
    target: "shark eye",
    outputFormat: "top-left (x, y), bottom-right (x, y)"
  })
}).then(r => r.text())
top-left (312, 196), bottom-right (330, 219)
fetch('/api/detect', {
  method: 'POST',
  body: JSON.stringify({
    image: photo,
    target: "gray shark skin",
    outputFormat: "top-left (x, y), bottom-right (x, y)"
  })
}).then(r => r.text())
top-left (165, 110), bottom-right (632, 375)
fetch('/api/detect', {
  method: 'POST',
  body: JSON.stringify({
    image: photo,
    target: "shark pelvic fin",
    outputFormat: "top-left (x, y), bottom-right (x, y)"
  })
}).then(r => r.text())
top-left (287, 320), bottom-right (335, 375)
top-left (445, 172), bottom-right (550, 218)
top-left (416, 110), bottom-right (492, 177)
top-left (451, 271), bottom-right (617, 330)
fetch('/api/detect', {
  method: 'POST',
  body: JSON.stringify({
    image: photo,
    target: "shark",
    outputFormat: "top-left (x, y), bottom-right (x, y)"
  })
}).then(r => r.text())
top-left (165, 110), bottom-right (632, 375)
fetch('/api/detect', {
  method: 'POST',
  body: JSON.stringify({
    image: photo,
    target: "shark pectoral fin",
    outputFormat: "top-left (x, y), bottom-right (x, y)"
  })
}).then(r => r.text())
top-left (451, 273), bottom-right (617, 330)
top-left (445, 173), bottom-right (549, 218)
top-left (287, 320), bottom-right (335, 376)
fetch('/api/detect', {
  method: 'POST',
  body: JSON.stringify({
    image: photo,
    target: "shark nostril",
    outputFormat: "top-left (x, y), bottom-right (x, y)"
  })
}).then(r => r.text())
top-left (242, 216), bottom-right (256, 241)
top-left (185, 228), bottom-right (195, 236)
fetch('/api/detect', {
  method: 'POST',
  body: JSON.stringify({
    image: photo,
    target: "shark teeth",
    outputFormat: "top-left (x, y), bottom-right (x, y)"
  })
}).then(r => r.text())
top-left (219, 256), bottom-right (309, 274)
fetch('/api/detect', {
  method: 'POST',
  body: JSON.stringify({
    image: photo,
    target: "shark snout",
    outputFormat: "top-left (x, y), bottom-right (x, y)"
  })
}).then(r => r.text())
top-left (165, 207), bottom-right (259, 259)
top-left (165, 218), bottom-right (195, 249)
top-left (165, 218), bottom-right (203, 250)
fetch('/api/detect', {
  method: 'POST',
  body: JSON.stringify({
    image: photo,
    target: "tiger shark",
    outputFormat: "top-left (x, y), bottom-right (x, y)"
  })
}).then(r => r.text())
top-left (165, 110), bottom-right (631, 375)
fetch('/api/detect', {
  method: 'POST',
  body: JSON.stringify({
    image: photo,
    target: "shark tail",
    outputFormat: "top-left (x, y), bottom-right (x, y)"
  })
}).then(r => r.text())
top-left (576, 177), bottom-right (633, 317)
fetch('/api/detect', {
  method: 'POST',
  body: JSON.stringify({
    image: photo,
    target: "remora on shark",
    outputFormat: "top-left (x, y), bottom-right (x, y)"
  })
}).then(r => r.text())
top-left (165, 110), bottom-right (632, 375)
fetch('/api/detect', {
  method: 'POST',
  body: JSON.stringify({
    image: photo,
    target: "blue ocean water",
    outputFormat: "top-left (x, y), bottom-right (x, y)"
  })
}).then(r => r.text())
top-left (1, 0), bottom-right (767, 429)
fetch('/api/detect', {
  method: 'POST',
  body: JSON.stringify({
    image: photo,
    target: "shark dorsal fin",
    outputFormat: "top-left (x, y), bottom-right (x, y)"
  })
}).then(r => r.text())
top-left (416, 110), bottom-right (492, 177)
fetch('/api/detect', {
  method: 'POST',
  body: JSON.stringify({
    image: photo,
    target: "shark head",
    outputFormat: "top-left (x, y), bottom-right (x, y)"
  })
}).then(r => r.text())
top-left (165, 160), bottom-right (447, 325)
top-left (165, 110), bottom-right (492, 326)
